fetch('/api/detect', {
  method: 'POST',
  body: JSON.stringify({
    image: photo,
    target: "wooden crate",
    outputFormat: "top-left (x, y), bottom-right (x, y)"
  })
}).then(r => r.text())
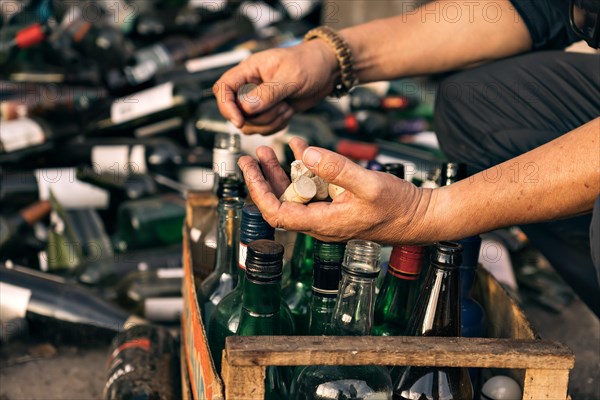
top-left (181, 194), bottom-right (574, 400)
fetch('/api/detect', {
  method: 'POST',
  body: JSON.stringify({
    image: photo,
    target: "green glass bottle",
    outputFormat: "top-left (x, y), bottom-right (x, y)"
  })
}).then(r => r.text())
top-left (307, 240), bottom-right (345, 335)
top-left (198, 198), bottom-right (242, 322)
top-left (392, 242), bottom-right (473, 400)
top-left (115, 194), bottom-right (185, 251)
top-left (281, 233), bottom-right (314, 334)
top-left (290, 240), bottom-right (393, 400)
top-left (207, 204), bottom-right (294, 372)
top-left (236, 240), bottom-right (289, 400)
top-left (373, 245), bottom-right (425, 336)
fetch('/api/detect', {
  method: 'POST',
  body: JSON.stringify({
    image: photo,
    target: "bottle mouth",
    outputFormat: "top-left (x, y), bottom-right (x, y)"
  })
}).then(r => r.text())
top-left (245, 239), bottom-right (284, 282)
top-left (432, 241), bottom-right (463, 268)
top-left (342, 239), bottom-right (381, 277)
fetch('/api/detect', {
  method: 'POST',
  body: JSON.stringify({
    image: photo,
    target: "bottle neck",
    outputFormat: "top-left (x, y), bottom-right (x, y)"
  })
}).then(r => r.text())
top-left (241, 277), bottom-right (282, 316)
top-left (290, 233), bottom-right (314, 280)
top-left (328, 271), bottom-right (377, 336)
top-left (408, 264), bottom-right (461, 337)
top-left (214, 200), bottom-right (242, 280)
top-left (386, 245), bottom-right (424, 281)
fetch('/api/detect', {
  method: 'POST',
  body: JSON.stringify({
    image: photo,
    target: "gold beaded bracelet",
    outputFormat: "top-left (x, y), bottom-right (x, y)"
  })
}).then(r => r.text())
top-left (304, 26), bottom-right (359, 98)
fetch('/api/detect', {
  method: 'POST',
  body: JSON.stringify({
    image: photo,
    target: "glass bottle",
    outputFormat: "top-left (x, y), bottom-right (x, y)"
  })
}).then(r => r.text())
top-left (189, 131), bottom-right (244, 279)
top-left (236, 239), bottom-right (289, 400)
top-left (117, 269), bottom-right (183, 323)
top-left (0, 200), bottom-right (51, 252)
top-left (207, 204), bottom-right (294, 372)
top-left (198, 198), bottom-right (242, 322)
top-left (307, 240), bottom-right (345, 335)
top-left (0, 22), bottom-right (48, 64)
top-left (104, 324), bottom-right (180, 399)
top-left (458, 235), bottom-right (485, 338)
top-left (115, 194), bottom-right (186, 251)
top-left (291, 240), bottom-right (393, 400)
top-left (0, 264), bottom-right (132, 344)
top-left (439, 162), bottom-right (468, 187)
top-left (373, 245), bottom-right (425, 336)
top-left (392, 242), bottom-right (473, 400)
top-left (0, 168), bottom-right (114, 212)
top-left (458, 235), bottom-right (485, 392)
top-left (281, 232), bottom-right (314, 334)
top-left (0, 117), bottom-right (80, 164)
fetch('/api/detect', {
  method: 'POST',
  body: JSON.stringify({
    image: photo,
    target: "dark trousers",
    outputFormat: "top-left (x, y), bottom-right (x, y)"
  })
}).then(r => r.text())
top-left (434, 51), bottom-right (600, 316)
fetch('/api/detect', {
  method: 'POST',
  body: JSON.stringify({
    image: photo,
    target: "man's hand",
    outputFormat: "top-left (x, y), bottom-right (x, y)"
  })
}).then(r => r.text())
top-left (213, 41), bottom-right (338, 135)
top-left (238, 137), bottom-right (432, 244)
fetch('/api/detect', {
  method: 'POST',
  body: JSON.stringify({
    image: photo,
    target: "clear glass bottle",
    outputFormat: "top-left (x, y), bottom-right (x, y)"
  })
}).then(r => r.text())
top-left (281, 232), bottom-right (314, 334)
top-left (392, 242), bottom-right (473, 400)
top-left (198, 198), bottom-right (242, 322)
top-left (291, 240), bottom-right (393, 400)
top-left (189, 131), bottom-right (244, 279)
top-left (207, 204), bottom-right (295, 372)
top-left (373, 245), bottom-right (425, 336)
top-left (236, 240), bottom-right (289, 400)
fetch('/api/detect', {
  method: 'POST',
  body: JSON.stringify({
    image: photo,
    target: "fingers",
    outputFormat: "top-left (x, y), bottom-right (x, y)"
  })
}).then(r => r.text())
top-left (239, 155), bottom-right (335, 232)
top-left (237, 80), bottom-right (297, 116)
top-left (240, 107), bottom-right (294, 135)
top-left (256, 146), bottom-right (290, 197)
top-left (238, 155), bottom-right (282, 212)
top-left (213, 65), bottom-right (258, 128)
top-left (289, 137), bottom-right (309, 160)
top-left (301, 146), bottom-right (376, 195)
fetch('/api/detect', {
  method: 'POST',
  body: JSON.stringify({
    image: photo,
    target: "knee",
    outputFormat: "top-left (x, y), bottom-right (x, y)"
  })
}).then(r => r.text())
top-left (434, 72), bottom-right (486, 167)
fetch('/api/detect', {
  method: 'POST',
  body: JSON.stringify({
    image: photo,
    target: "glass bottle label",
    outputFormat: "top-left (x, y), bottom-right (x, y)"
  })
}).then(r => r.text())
top-left (0, 282), bottom-right (32, 320)
top-left (144, 297), bottom-right (183, 322)
top-left (110, 82), bottom-right (175, 124)
top-left (213, 147), bottom-right (241, 178)
top-left (238, 242), bottom-right (247, 270)
top-left (156, 268), bottom-right (184, 279)
top-left (34, 168), bottom-right (110, 209)
top-left (91, 145), bottom-right (148, 176)
top-left (0, 118), bottom-right (45, 152)
top-left (185, 49), bottom-right (250, 73)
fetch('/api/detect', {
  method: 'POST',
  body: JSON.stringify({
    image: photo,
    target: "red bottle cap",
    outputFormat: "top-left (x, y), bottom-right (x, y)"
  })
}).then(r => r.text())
top-left (336, 139), bottom-right (378, 161)
top-left (388, 245), bottom-right (424, 280)
top-left (15, 23), bottom-right (46, 49)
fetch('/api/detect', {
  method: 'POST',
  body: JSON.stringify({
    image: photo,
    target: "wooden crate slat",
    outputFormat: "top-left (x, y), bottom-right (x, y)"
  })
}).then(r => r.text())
top-left (224, 336), bottom-right (574, 370)
top-left (522, 369), bottom-right (571, 400)
top-left (222, 353), bottom-right (265, 400)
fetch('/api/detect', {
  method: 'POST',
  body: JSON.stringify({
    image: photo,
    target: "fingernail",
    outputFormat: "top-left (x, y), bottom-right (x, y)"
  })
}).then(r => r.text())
top-left (230, 117), bottom-right (243, 128)
top-left (303, 147), bottom-right (322, 167)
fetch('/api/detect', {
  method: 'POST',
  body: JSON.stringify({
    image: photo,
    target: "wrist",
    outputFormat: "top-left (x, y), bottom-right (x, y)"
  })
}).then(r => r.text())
top-left (303, 38), bottom-right (340, 79)
top-left (304, 26), bottom-right (358, 97)
top-left (404, 187), bottom-right (444, 244)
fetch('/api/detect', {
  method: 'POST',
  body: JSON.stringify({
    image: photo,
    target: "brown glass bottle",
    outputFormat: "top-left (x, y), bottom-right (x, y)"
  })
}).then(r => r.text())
top-left (392, 241), bottom-right (473, 400)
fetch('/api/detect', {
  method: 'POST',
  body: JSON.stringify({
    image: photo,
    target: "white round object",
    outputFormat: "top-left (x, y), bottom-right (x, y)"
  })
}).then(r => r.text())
top-left (481, 375), bottom-right (522, 400)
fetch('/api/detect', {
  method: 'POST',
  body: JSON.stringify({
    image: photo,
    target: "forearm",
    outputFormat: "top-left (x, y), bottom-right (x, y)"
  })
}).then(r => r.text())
top-left (339, 0), bottom-right (532, 83)
top-left (420, 118), bottom-right (600, 242)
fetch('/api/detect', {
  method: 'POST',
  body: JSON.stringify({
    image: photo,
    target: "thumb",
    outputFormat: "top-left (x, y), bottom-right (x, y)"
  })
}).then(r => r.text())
top-left (302, 147), bottom-right (373, 194)
top-left (237, 82), bottom-right (294, 116)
